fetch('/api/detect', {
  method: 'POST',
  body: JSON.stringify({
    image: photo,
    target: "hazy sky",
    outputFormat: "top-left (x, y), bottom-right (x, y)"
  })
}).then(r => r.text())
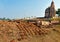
top-left (0, 0), bottom-right (60, 19)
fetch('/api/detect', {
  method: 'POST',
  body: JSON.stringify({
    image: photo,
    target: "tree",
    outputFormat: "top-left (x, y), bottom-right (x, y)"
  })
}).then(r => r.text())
top-left (56, 8), bottom-right (60, 16)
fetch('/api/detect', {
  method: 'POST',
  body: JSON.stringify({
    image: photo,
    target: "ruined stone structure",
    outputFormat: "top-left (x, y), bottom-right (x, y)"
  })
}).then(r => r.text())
top-left (45, 0), bottom-right (56, 18)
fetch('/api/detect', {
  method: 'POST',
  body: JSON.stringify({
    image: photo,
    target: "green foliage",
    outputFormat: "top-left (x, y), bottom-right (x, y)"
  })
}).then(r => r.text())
top-left (56, 8), bottom-right (60, 16)
top-left (50, 17), bottom-right (60, 21)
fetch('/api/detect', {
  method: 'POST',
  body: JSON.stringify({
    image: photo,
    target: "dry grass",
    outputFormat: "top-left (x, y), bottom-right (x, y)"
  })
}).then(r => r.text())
top-left (20, 24), bottom-right (60, 42)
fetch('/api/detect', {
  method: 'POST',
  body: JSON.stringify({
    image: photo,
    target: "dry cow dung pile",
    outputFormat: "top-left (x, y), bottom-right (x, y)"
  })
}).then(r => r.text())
top-left (0, 20), bottom-right (49, 42)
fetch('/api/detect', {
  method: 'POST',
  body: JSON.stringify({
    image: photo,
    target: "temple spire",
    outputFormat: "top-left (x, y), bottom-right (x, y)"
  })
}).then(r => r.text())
top-left (52, 0), bottom-right (54, 3)
top-left (51, 0), bottom-right (55, 8)
top-left (45, 0), bottom-right (56, 18)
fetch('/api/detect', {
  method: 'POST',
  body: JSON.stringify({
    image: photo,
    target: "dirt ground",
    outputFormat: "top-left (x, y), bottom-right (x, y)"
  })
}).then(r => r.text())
top-left (0, 20), bottom-right (60, 42)
top-left (20, 25), bottom-right (60, 42)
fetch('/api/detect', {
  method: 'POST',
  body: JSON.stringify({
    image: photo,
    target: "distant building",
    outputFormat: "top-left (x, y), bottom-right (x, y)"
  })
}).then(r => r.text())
top-left (45, 0), bottom-right (56, 18)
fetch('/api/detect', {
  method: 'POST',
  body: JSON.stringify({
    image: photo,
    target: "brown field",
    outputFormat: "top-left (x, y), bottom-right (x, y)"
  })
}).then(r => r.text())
top-left (0, 20), bottom-right (60, 42)
top-left (21, 25), bottom-right (60, 42)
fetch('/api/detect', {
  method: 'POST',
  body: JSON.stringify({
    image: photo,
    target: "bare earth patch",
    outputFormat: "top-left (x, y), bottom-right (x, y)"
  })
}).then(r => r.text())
top-left (0, 20), bottom-right (60, 42)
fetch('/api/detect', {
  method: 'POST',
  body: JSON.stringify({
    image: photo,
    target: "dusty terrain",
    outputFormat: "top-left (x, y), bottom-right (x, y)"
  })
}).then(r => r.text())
top-left (0, 20), bottom-right (60, 42)
top-left (20, 25), bottom-right (60, 42)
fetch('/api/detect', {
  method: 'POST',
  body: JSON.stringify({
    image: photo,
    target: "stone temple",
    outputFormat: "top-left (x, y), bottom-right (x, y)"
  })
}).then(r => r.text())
top-left (45, 0), bottom-right (56, 18)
